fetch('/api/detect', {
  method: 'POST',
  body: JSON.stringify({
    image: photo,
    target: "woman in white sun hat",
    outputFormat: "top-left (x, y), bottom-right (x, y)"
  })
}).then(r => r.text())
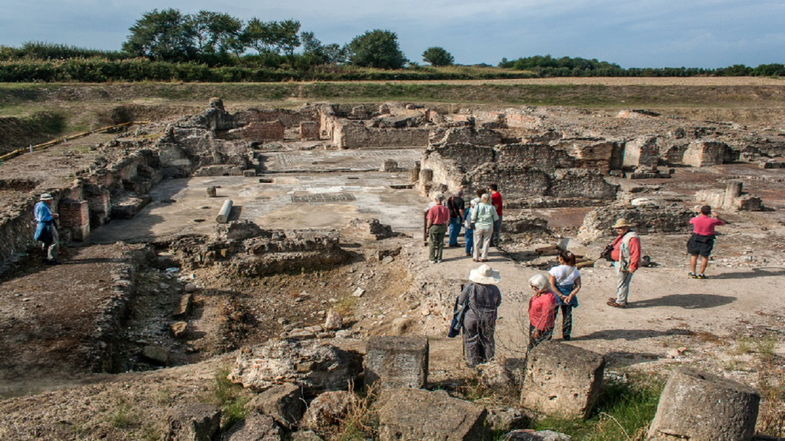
top-left (456, 263), bottom-right (502, 367)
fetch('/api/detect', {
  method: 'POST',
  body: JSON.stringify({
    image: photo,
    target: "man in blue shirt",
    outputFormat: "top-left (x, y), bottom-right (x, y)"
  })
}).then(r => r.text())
top-left (34, 193), bottom-right (59, 264)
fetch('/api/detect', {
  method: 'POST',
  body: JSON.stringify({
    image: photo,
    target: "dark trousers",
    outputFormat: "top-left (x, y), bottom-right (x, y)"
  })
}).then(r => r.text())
top-left (556, 305), bottom-right (573, 338)
top-left (428, 224), bottom-right (447, 261)
top-left (528, 324), bottom-right (553, 350)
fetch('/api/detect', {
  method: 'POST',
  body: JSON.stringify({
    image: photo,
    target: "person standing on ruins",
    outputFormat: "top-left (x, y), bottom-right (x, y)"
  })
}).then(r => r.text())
top-left (426, 194), bottom-right (450, 263)
top-left (687, 205), bottom-right (728, 279)
top-left (489, 184), bottom-right (503, 247)
top-left (471, 193), bottom-right (499, 262)
top-left (528, 273), bottom-right (557, 350)
top-left (447, 190), bottom-right (465, 248)
top-left (458, 264), bottom-right (502, 367)
top-left (607, 219), bottom-right (641, 308)
top-left (464, 199), bottom-right (477, 257)
top-left (33, 193), bottom-right (59, 265)
top-left (548, 250), bottom-right (581, 340)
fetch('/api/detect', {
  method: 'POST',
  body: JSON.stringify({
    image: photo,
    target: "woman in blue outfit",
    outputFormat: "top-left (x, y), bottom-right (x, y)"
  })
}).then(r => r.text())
top-left (463, 200), bottom-right (476, 257)
top-left (547, 250), bottom-right (581, 340)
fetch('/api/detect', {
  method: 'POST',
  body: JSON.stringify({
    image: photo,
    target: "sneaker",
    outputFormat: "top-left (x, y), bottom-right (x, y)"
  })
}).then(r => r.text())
top-left (696, 273), bottom-right (707, 279)
top-left (607, 300), bottom-right (627, 308)
top-left (688, 272), bottom-right (698, 279)
top-left (44, 259), bottom-right (61, 265)
top-left (563, 335), bottom-right (571, 341)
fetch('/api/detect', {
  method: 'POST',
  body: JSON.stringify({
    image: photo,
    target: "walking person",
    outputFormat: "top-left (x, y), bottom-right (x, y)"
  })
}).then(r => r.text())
top-left (464, 200), bottom-right (477, 257)
top-left (606, 218), bottom-right (641, 308)
top-left (688, 205), bottom-right (728, 279)
top-left (33, 193), bottom-right (60, 265)
top-left (425, 194), bottom-right (450, 263)
top-left (548, 251), bottom-right (581, 340)
top-left (457, 264), bottom-right (502, 367)
top-left (528, 274), bottom-right (557, 350)
top-left (489, 184), bottom-right (503, 247)
top-left (447, 190), bottom-right (465, 248)
top-left (471, 193), bottom-right (498, 262)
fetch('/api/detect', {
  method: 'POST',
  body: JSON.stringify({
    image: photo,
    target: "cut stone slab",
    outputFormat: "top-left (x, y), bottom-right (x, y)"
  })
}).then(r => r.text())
top-left (291, 431), bottom-right (324, 441)
top-left (505, 429), bottom-right (572, 441)
top-left (520, 341), bottom-right (605, 419)
top-left (173, 294), bottom-right (193, 318)
top-left (228, 338), bottom-right (363, 394)
top-left (246, 383), bottom-right (305, 429)
top-left (647, 368), bottom-right (760, 441)
top-left (142, 345), bottom-right (171, 365)
top-left (170, 321), bottom-right (188, 338)
top-left (376, 388), bottom-right (488, 441)
top-left (165, 403), bottom-right (221, 441)
top-left (364, 336), bottom-right (429, 389)
top-left (221, 412), bottom-right (282, 441)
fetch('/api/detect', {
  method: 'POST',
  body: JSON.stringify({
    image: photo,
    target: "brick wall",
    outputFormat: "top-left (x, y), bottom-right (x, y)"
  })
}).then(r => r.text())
top-left (300, 121), bottom-right (320, 141)
top-left (238, 121), bottom-right (285, 142)
top-left (59, 199), bottom-right (90, 241)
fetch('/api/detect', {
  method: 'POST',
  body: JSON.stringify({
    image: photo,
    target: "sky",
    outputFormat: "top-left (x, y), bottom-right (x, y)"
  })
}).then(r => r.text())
top-left (0, 0), bottom-right (783, 68)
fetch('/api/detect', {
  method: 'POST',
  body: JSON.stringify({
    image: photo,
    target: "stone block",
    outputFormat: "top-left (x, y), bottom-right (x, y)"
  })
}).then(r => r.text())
top-left (520, 342), bottom-right (605, 419)
top-left (647, 368), bottom-right (760, 441)
top-left (300, 121), bottom-right (320, 140)
top-left (173, 294), bottom-right (193, 318)
top-left (165, 403), bottom-right (221, 441)
top-left (246, 383), bottom-right (305, 429)
top-left (506, 430), bottom-right (572, 441)
top-left (364, 336), bottom-right (428, 389)
top-left (623, 136), bottom-right (659, 169)
top-left (377, 388), bottom-right (488, 441)
top-left (301, 390), bottom-right (358, 432)
top-left (683, 140), bottom-right (731, 167)
top-left (228, 338), bottom-right (363, 394)
top-left (58, 199), bottom-right (90, 241)
top-left (230, 121), bottom-right (285, 142)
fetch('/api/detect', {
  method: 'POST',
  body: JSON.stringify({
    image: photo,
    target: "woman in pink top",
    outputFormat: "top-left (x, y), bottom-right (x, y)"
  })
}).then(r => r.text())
top-left (687, 205), bottom-right (728, 279)
top-left (527, 274), bottom-right (557, 350)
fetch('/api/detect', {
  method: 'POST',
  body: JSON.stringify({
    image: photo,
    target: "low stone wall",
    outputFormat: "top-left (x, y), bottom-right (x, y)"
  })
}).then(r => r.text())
top-left (333, 119), bottom-right (430, 149)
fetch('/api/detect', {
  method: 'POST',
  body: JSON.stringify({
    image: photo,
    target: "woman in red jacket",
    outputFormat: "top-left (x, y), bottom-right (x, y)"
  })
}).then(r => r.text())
top-left (528, 273), bottom-right (557, 350)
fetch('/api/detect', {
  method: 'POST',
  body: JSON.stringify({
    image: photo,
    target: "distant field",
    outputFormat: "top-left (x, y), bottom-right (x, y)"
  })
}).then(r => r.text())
top-left (323, 76), bottom-right (785, 86)
top-left (1, 77), bottom-right (783, 153)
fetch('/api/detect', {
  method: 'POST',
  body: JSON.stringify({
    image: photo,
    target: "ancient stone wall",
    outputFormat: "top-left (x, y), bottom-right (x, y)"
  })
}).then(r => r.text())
top-left (333, 119), bottom-right (430, 149)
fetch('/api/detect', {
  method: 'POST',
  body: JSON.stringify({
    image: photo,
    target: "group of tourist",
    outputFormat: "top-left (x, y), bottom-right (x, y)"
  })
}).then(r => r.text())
top-left (425, 184), bottom-right (503, 264)
top-left (451, 204), bottom-right (729, 368)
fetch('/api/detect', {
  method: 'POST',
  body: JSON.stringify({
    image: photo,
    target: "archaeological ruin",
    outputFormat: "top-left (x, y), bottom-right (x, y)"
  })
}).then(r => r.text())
top-left (1, 95), bottom-right (784, 440)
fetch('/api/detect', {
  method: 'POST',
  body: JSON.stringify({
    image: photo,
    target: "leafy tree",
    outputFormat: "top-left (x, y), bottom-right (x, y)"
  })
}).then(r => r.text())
top-left (347, 29), bottom-right (407, 69)
top-left (188, 11), bottom-right (243, 55)
top-left (122, 9), bottom-right (196, 61)
top-left (243, 18), bottom-right (301, 55)
top-left (422, 47), bottom-right (454, 66)
top-left (300, 32), bottom-right (347, 64)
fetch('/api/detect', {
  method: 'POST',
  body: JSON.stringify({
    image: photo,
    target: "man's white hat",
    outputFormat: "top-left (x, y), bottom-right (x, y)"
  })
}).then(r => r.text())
top-left (40, 193), bottom-right (54, 201)
top-left (469, 264), bottom-right (501, 284)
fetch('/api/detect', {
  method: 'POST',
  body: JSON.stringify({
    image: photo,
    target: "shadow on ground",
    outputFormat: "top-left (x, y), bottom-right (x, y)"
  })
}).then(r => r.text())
top-left (631, 293), bottom-right (735, 309)
top-left (710, 267), bottom-right (785, 279)
top-left (574, 328), bottom-right (693, 341)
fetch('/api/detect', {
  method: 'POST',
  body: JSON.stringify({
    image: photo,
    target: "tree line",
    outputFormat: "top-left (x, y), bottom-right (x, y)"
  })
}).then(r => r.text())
top-left (0, 8), bottom-right (782, 81)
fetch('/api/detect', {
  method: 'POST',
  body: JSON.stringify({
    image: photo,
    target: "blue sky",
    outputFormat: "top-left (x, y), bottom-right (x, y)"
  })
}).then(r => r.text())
top-left (0, 0), bottom-right (782, 68)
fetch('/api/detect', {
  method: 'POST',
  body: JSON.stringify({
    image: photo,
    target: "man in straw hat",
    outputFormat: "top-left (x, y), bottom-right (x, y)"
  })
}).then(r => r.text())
top-left (33, 193), bottom-right (60, 265)
top-left (457, 264), bottom-right (502, 367)
top-left (607, 218), bottom-right (641, 308)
